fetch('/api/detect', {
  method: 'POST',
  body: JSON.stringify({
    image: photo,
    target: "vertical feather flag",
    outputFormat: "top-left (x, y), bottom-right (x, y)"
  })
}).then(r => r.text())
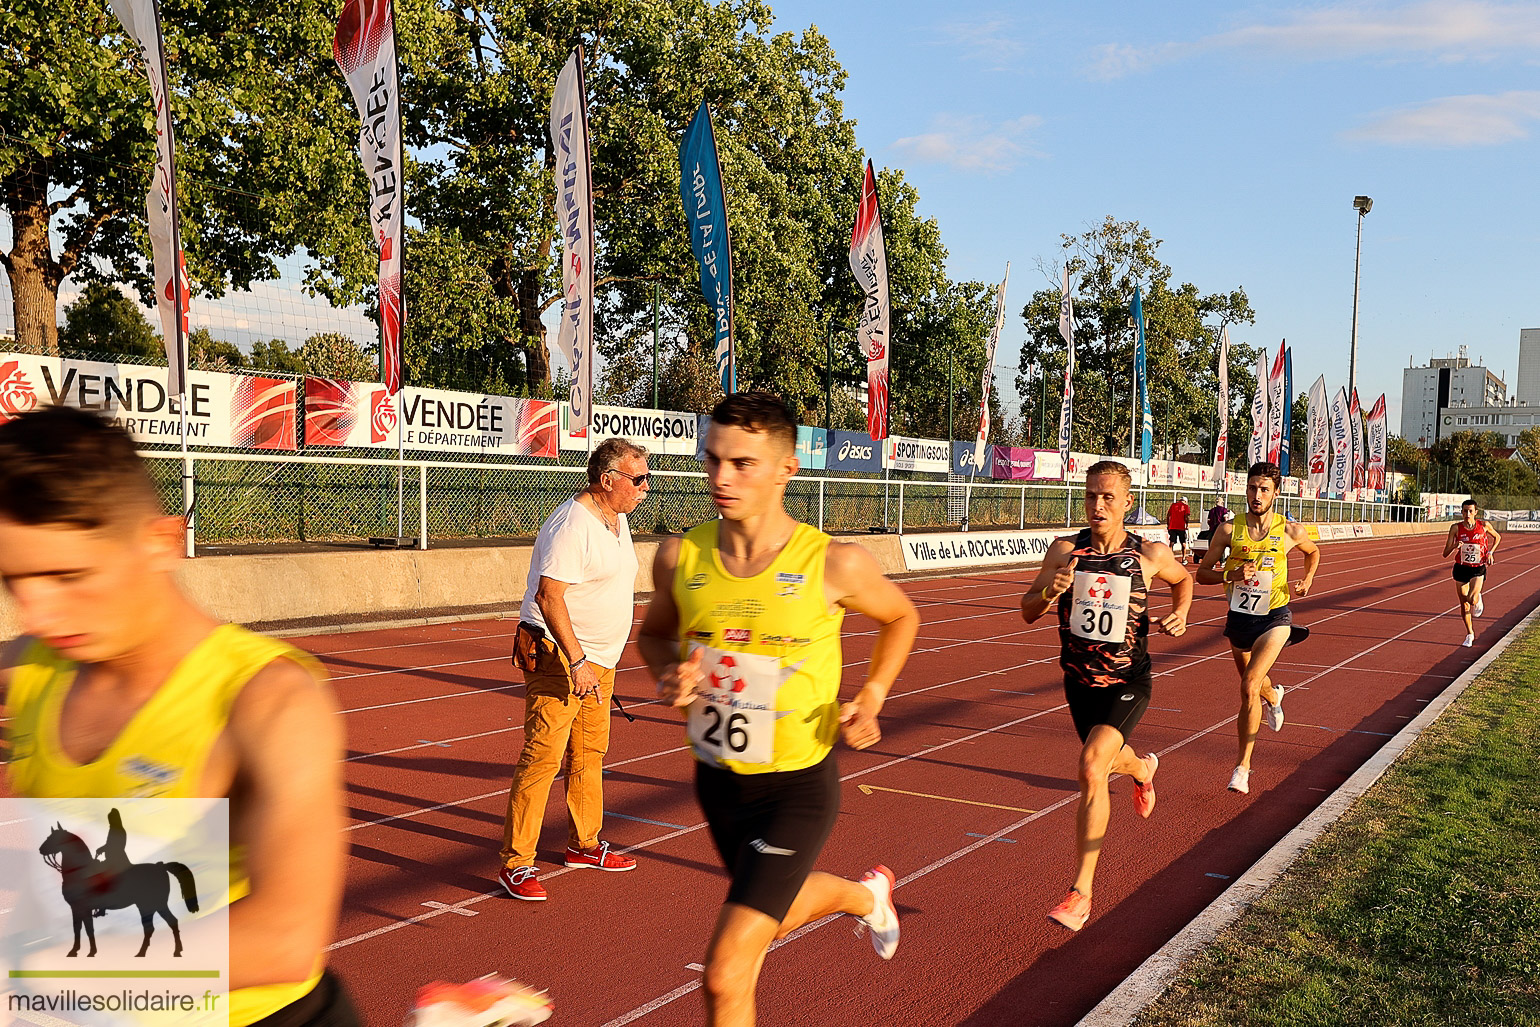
top-left (550, 48), bottom-right (596, 433)
top-left (1279, 345), bottom-right (1293, 475)
top-left (1247, 348), bottom-right (1269, 466)
top-left (334, 0), bottom-right (405, 398)
top-left (1329, 386), bottom-right (1352, 496)
top-left (1367, 394), bottom-right (1388, 490)
top-left (1349, 389), bottom-right (1365, 490)
top-left (1265, 342), bottom-right (1286, 464)
top-left (1307, 375), bottom-right (1329, 493)
top-left (680, 101), bottom-right (735, 395)
top-left (1057, 267), bottom-right (1075, 478)
top-left (973, 264), bottom-right (1009, 468)
top-left (1130, 288), bottom-right (1152, 464)
top-left (850, 160), bottom-right (891, 440)
top-left (111, 0), bottom-right (189, 398)
top-left (1212, 326), bottom-right (1229, 483)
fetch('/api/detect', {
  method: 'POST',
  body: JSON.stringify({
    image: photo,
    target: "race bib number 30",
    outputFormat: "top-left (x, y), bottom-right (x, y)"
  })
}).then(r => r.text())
top-left (1459, 542), bottom-right (1484, 565)
top-left (1070, 570), bottom-right (1131, 642)
top-left (686, 645), bottom-right (779, 765)
top-left (1230, 569), bottom-right (1274, 613)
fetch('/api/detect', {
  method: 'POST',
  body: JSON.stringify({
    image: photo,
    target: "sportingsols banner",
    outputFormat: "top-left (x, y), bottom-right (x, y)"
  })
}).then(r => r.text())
top-left (333, 0), bottom-right (404, 396)
top-left (974, 263), bottom-right (1009, 468)
top-left (1247, 347), bottom-right (1268, 466)
top-left (1307, 374), bottom-right (1329, 494)
top-left (680, 101), bottom-right (736, 396)
top-left (1329, 386), bottom-right (1351, 495)
top-left (1366, 393), bottom-right (1387, 489)
top-left (796, 425), bottom-right (827, 470)
top-left (826, 430), bottom-right (882, 473)
top-left (850, 160), bottom-right (890, 440)
top-left (1213, 326), bottom-right (1228, 483)
top-left (560, 404), bottom-right (700, 456)
top-left (304, 378), bottom-right (558, 457)
top-left (551, 49), bottom-right (596, 432)
top-left (888, 435), bottom-right (951, 474)
top-left (1057, 266), bottom-right (1075, 479)
top-left (111, 0), bottom-right (189, 397)
top-left (0, 352), bottom-right (295, 450)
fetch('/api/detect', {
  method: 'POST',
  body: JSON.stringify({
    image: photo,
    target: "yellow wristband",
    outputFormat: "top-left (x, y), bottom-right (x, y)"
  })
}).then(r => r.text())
top-left (1042, 585), bottom-right (1056, 603)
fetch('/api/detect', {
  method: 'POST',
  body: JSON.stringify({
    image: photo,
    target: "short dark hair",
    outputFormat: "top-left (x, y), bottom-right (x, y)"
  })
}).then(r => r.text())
top-left (1247, 461), bottom-right (1283, 489)
top-left (1462, 499), bottom-right (1477, 510)
top-left (1084, 460), bottom-right (1133, 489)
top-left (587, 437), bottom-right (647, 484)
top-left (0, 406), bottom-right (165, 529)
top-left (709, 391), bottom-right (796, 454)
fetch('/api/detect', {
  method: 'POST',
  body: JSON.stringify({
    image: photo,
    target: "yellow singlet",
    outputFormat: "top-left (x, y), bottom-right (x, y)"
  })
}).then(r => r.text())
top-left (4, 623), bottom-right (325, 1025)
top-left (1224, 512), bottom-right (1292, 612)
top-left (672, 520), bottom-right (845, 775)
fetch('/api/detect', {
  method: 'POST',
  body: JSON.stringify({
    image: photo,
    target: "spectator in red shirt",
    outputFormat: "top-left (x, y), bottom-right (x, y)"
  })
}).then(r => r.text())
top-left (1166, 496), bottom-right (1192, 564)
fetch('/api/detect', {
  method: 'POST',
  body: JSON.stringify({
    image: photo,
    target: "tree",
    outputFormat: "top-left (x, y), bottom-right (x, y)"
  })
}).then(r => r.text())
top-left (248, 339), bottom-right (307, 375)
top-left (58, 282), bottom-right (160, 358)
top-left (1516, 426), bottom-right (1540, 471)
top-left (187, 327), bottom-right (244, 370)
top-left (1431, 430), bottom-right (1504, 493)
top-left (1, 0), bottom-right (376, 353)
top-left (1016, 218), bottom-right (1257, 460)
top-left (301, 332), bottom-right (376, 381)
top-left (1387, 434), bottom-right (1428, 472)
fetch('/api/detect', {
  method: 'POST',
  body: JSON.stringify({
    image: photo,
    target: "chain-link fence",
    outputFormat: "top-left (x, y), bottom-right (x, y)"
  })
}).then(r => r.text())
top-left (137, 451), bottom-right (1428, 549)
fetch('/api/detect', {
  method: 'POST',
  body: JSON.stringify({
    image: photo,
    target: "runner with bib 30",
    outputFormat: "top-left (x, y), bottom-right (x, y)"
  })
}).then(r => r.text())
top-left (1020, 460), bottom-right (1192, 933)
top-left (1196, 461), bottom-right (1320, 796)
top-left (639, 392), bottom-right (919, 1027)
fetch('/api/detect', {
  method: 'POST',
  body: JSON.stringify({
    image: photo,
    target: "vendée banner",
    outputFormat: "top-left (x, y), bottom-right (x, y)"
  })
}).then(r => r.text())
top-left (849, 160), bottom-right (891, 440)
top-left (679, 100), bottom-right (735, 395)
top-left (333, 0), bottom-right (405, 398)
top-left (0, 352), bottom-right (296, 450)
top-left (551, 48), bottom-right (596, 433)
top-left (1366, 393), bottom-right (1388, 489)
top-left (111, 0), bottom-right (190, 397)
top-left (304, 377), bottom-right (558, 456)
top-left (1349, 388), bottom-right (1365, 489)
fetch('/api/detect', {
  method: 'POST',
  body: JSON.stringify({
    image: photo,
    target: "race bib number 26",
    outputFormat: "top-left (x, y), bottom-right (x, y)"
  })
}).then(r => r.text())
top-left (686, 645), bottom-right (779, 765)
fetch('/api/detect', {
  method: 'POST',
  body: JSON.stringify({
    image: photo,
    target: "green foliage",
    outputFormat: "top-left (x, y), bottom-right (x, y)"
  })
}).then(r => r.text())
top-left (301, 332), bottom-right (376, 381)
top-left (1431, 430), bottom-right (1505, 492)
top-left (1516, 426), bottom-right (1540, 471)
top-left (1387, 433), bottom-right (1428, 471)
top-left (58, 282), bottom-right (160, 358)
top-left (400, 226), bottom-right (525, 395)
top-left (1017, 217), bottom-right (1257, 460)
top-left (188, 327), bottom-right (244, 370)
top-left (248, 339), bottom-right (307, 375)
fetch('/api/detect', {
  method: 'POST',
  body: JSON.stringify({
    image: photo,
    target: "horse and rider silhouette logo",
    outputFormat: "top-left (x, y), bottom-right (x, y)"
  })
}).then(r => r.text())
top-left (38, 808), bottom-right (198, 958)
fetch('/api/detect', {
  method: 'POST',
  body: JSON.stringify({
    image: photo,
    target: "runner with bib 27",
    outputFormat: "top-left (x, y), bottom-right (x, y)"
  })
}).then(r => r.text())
top-left (1196, 461), bottom-right (1320, 796)
top-left (1020, 460), bottom-right (1192, 933)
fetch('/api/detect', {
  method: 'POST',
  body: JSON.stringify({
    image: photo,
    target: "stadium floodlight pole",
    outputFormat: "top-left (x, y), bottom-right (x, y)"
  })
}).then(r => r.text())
top-left (1350, 195), bottom-right (1372, 400)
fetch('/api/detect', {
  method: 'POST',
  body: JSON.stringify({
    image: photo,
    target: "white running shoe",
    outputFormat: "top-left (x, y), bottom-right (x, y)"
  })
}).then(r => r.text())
top-left (1463, 633), bottom-right (1474, 648)
top-left (858, 865), bottom-right (900, 960)
top-left (1227, 765), bottom-right (1251, 794)
top-left (1264, 688), bottom-right (1285, 732)
top-left (1472, 598), bottom-right (1484, 618)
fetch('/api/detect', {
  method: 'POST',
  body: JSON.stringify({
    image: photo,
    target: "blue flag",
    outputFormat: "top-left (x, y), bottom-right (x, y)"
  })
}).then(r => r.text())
top-left (1280, 344), bottom-right (1293, 476)
top-left (679, 100), bottom-right (736, 395)
top-left (1131, 287), bottom-right (1152, 464)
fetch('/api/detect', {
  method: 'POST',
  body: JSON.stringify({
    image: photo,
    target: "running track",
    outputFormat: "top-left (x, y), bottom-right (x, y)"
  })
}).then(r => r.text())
top-left (17, 533), bottom-right (1539, 1025)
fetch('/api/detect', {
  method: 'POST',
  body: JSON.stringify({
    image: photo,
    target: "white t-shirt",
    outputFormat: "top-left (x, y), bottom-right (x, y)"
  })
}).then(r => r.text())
top-left (518, 497), bottom-right (639, 669)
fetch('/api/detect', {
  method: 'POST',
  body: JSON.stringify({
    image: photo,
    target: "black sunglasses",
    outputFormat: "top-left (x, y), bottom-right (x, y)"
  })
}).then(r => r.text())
top-left (605, 469), bottom-right (650, 486)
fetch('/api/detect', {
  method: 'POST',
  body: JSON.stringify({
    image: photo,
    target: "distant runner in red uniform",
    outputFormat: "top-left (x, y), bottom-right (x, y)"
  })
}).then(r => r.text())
top-left (1443, 500), bottom-right (1500, 648)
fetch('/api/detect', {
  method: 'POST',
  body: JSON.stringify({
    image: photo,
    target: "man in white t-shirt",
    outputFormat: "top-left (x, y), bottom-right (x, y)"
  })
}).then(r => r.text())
top-left (498, 437), bottom-right (650, 901)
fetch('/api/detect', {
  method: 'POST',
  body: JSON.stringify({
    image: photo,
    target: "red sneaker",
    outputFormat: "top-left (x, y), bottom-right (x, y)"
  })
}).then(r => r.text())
top-left (1133, 752), bottom-right (1158, 819)
top-left (498, 865), bottom-right (547, 901)
top-left (564, 841), bottom-right (636, 872)
top-left (1047, 888), bottom-right (1091, 932)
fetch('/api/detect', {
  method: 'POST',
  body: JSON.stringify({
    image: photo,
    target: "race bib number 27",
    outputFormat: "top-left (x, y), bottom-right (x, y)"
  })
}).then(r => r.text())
top-left (1230, 569), bottom-right (1273, 613)
top-left (686, 645), bottom-right (779, 765)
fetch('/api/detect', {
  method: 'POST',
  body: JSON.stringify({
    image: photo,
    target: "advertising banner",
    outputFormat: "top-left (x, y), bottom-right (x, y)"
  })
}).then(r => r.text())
top-left (551, 49), bottom-right (596, 432)
top-left (849, 160), bottom-right (891, 439)
top-left (304, 377), bottom-right (557, 456)
top-left (951, 440), bottom-right (989, 477)
top-left (900, 528), bottom-right (1065, 571)
top-left (990, 446), bottom-right (1037, 480)
top-left (679, 100), bottom-right (736, 395)
top-left (887, 435), bottom-right (951, 474)
top-left (826, 429), bottom-right (882, 473)
top-left (560, 404), bottom-right (701, 455)
top-left (796, 425), bottom-right (827, 470)
top-left (0, 352), bottom-right (296, 450)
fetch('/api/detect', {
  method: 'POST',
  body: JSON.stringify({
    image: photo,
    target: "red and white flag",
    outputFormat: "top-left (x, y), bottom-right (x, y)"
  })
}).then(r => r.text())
top-left (1246, 347), bottom-right (1269, 466)
top-left (1366, 393), bottom-right (1387, 489)
top-left (850, 160), bottom-right (891, 440)
top-left (1057, 267), bottom-right (1075, 479)
top-left (549, 49), bottom-right (596, 432)
top-left (973, 263), bottom-right (1009, 468)
top-left (334, 0), bottom-right (405, 398)
top-left (1349, 388), bottom-right (1365, 489)
top-left (1265, 341), bottom-right (1286, 464)
top-left (1306, 374), bottom-right (1329, 493)
top-left (110, 0), bottom-right (189, 397)
top-left (1212, 326), bottom-right (1229, 483)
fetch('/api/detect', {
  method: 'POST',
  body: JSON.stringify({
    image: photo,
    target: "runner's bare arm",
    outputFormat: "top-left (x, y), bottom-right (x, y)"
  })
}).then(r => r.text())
top-left (1443, 523), bottom-right (1459, 558)
top-left (1194, 522), bottom-right (1234, 585)
top-left (637, 537), bottom-right (702, 709)
top-left (1020, 538), bottom-right (1078, 623)
top-left (1147, 542), bottom-right (1193, 636)
top-left (226, 657), bottom-right (346, 991)
top-left (825, 541), bottom-right (920, 750)
top-left (1287, 523), bottom-right (1321, 596)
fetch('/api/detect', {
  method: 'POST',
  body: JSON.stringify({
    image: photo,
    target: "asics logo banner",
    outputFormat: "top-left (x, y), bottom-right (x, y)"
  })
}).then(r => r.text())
top-left (838, 440), bottom-right (873, 461)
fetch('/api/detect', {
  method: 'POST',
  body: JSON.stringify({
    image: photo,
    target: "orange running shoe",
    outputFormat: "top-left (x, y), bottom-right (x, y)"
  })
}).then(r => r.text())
top-left (1133, 753), bottom-right (1158, 819)
top-left (1047, 888), bottom-right (1091, 932)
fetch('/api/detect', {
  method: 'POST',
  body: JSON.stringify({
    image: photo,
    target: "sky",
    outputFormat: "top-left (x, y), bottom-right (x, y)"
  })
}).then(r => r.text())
top-left (759, 0), bottom-right (1540, 434)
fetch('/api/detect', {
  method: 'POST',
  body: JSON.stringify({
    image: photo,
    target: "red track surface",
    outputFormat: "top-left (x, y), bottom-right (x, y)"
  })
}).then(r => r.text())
top-left (26, 532), bottom-right (1538, 1026)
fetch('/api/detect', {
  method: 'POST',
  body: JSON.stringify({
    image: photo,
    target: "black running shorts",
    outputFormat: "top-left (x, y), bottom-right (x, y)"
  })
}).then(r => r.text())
top-left (251, 971), bottom-right (361, 1027)
top-left (1063, 672), bottom-right (1152, 745)
top-left (1452, 564), bottom-right (1487, 584)
top-left (694, 753), bottom-right (840, 922)
top-left (1224, 605), bottom-right (1295, 652)
top-left (1168, 529), bottom-right (1188, 544)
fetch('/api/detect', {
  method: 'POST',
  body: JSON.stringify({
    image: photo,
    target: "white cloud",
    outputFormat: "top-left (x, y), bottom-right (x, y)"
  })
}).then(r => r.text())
top-left (1090, 1), bottom-right (1540, 79)
top-left (934, 16), bottom-right (1027, 70)
top-left (1345, 90), bottom-right (1540, 146)
top-left (893, 115), bottom-right (1044, 173)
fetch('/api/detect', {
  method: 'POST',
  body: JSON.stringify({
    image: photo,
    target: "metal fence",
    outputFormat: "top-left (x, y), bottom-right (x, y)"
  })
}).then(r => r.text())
top-left (136, 452), bottom-right (1427, 552)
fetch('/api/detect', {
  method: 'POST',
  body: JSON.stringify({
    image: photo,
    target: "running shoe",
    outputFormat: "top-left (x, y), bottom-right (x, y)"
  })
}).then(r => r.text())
top-left (499, 865), bottom-right (547, 902)
top-left (1264, 688), bottom-right (1285, 732)
top-left (1133, 753), bottom-right (1159, 819)
top-left (1462, 633), bottom-right (1474, 648)
top-left (410, 977), bottom-right (553, 1026)
top-left (1047, 888), bottom-right (1091, 932)
top-left (858, 865), bottom-right (900, 960)
top-left (564, 841), bottom-right (636, 871)
top-left (1227, 765), bottom-right (1250, 794)
top-left (1473, 598), bottom-right (1484, 618)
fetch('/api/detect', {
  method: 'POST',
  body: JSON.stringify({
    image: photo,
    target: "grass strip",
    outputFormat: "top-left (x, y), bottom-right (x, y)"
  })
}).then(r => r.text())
top-left (1133, 620), bottom-right (1540, 1027)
